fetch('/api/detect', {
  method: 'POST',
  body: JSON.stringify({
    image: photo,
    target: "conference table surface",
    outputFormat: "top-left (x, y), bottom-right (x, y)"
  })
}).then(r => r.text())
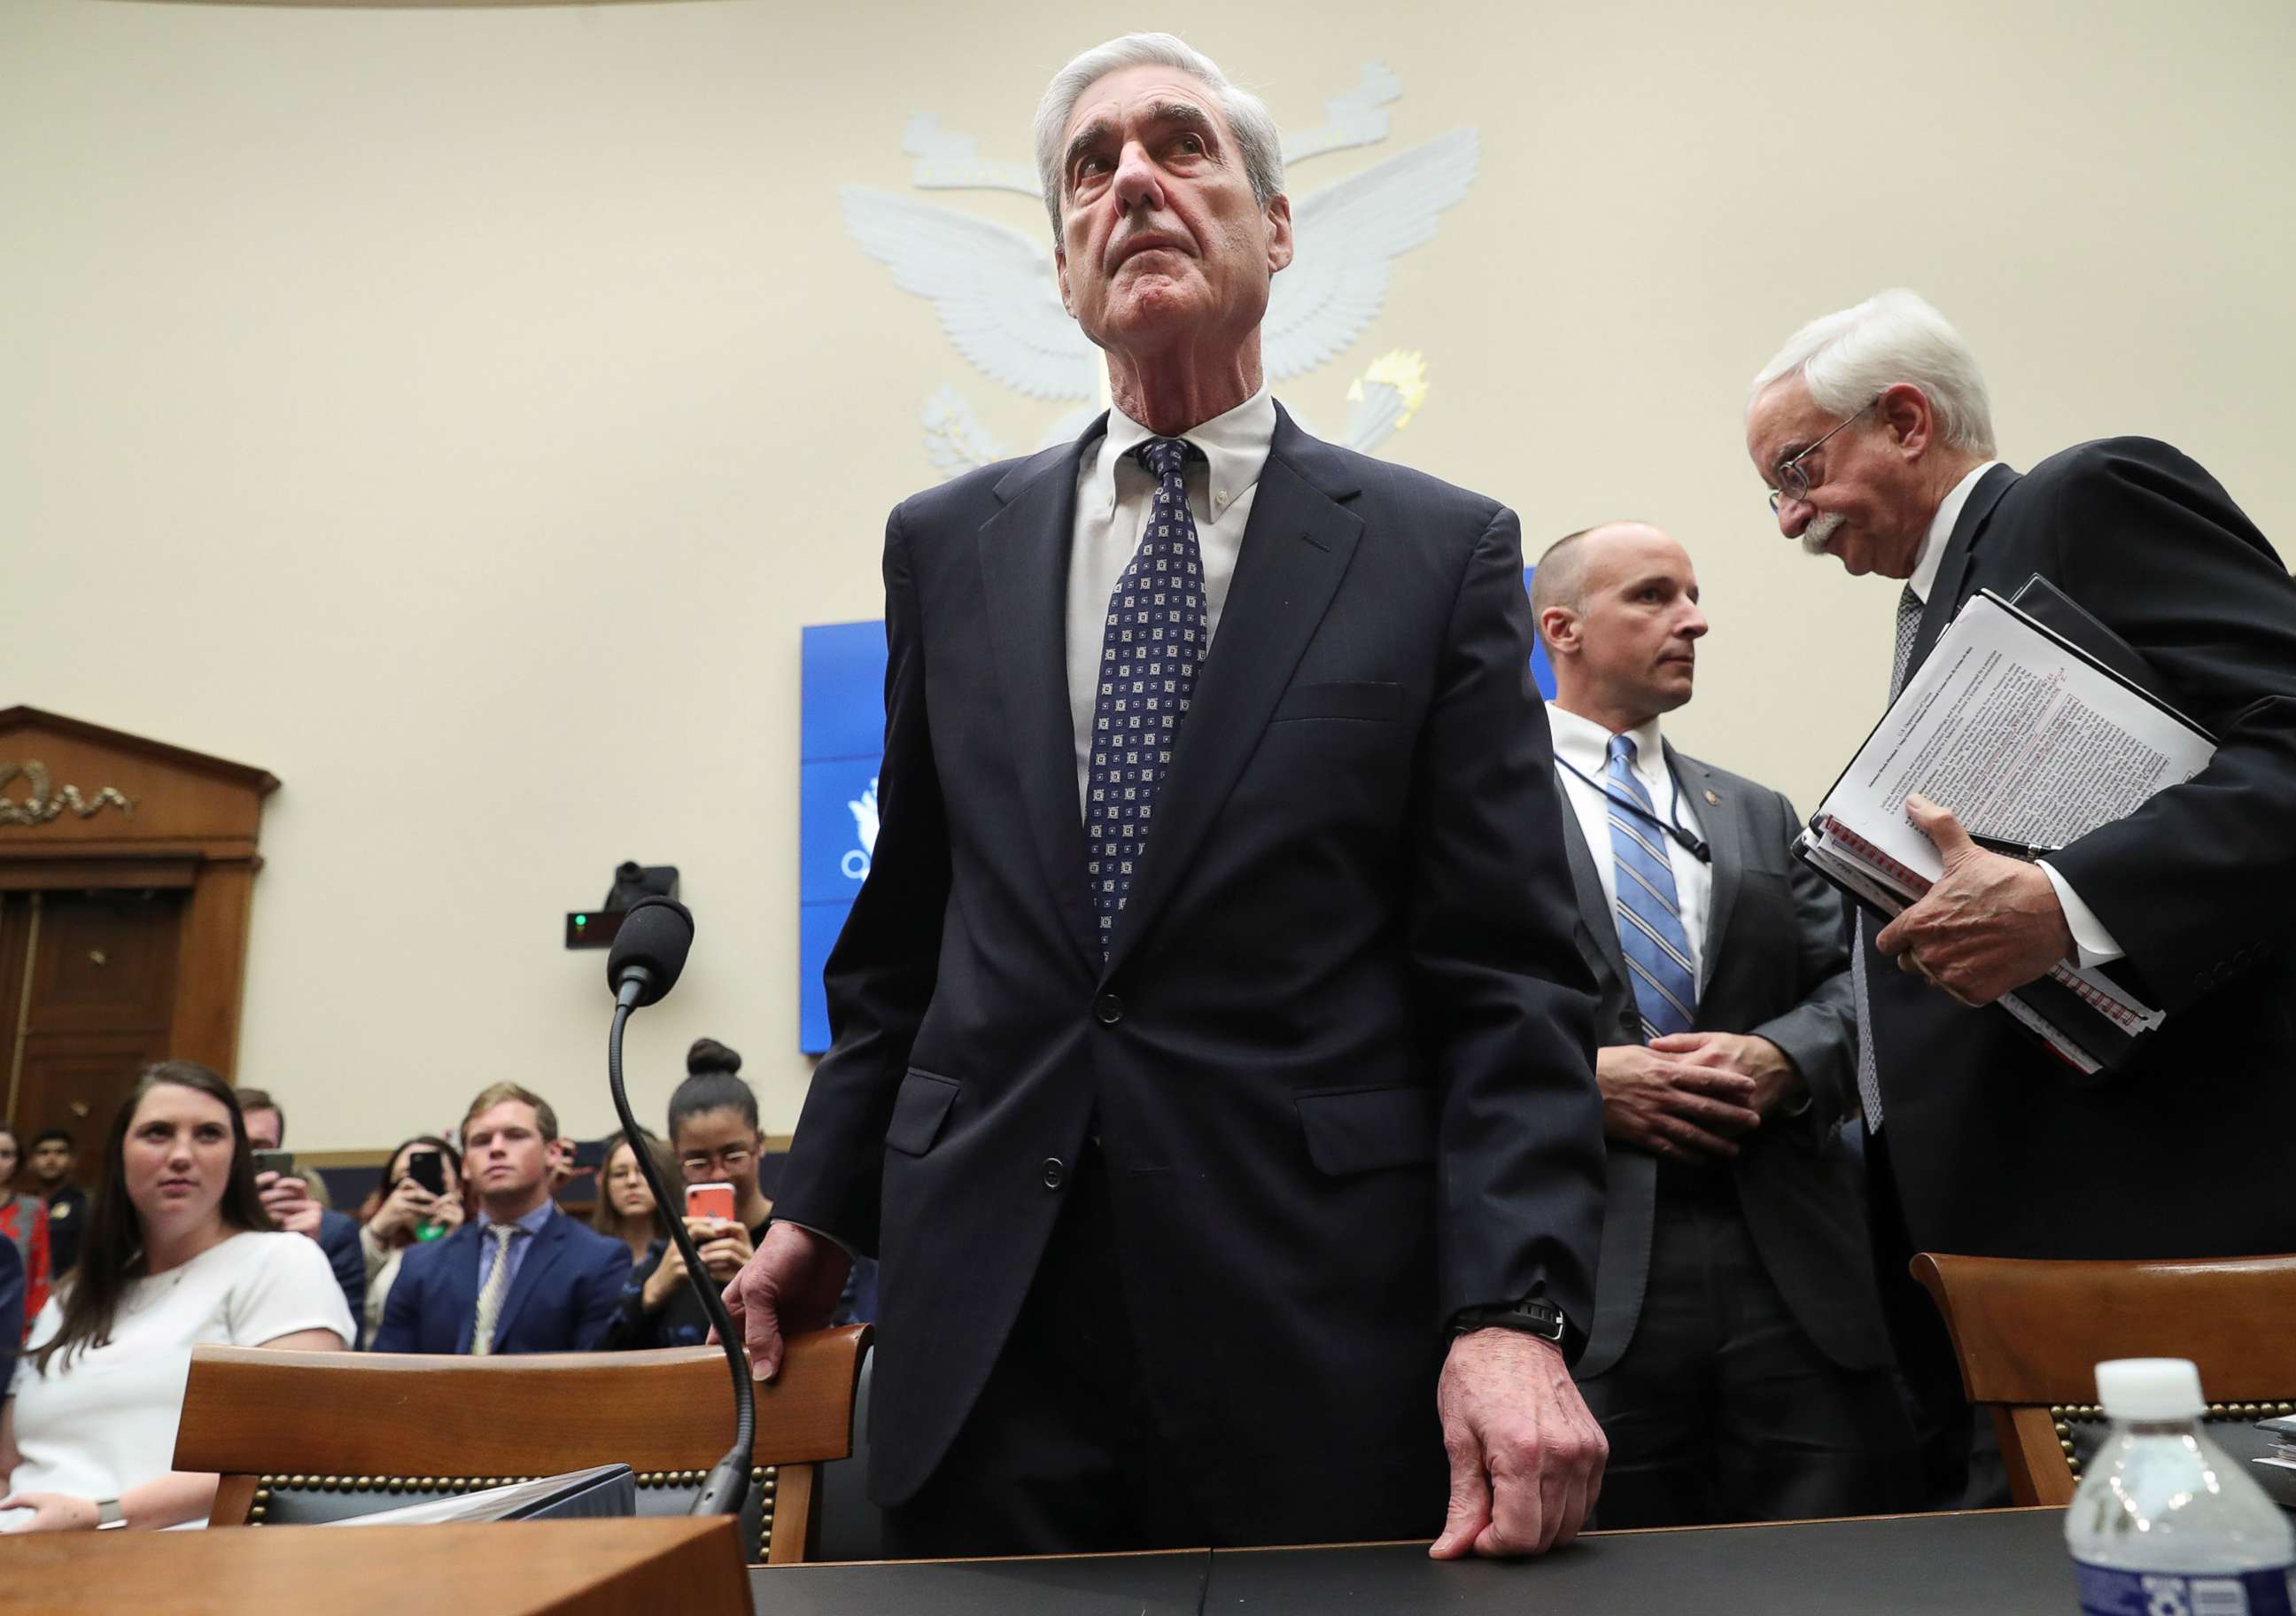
top-left (751, 1506), bottom-right (2076, 1613)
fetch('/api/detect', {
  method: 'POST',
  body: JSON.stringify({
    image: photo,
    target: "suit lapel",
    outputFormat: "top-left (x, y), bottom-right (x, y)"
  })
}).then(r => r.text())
top-left (1669, 743), bottom-right (1740, 970)
top-left (1911, 462), bottom-right (2019, 669)
top-left (1101, 406), bottom-right (1363, 978)
top-left (1552, 777), bottom-right (1632, 991)
top-left (978, 423), bottom-right (1105, 971)
top-left (492, 1211), bottom-right (562, 1348)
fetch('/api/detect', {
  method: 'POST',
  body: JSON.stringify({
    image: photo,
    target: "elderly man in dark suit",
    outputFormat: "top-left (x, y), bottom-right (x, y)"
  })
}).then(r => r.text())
top-left (1530, 522), bottom-right (1916, 1527)
top-left (1746, 288), bottom-right (2296, 1500)
top-left (726, 30), bottom-right (1607, 1559)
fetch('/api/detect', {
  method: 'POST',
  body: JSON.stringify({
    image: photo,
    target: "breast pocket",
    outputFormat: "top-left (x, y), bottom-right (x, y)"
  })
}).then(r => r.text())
top-left (1270, 680), bottom-right (1405, 724)
top-left (885, 1069), bottom-right (960, 1157)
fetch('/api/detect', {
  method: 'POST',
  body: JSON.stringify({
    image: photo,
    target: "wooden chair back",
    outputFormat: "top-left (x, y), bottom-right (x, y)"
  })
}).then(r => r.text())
top-left (1911, 1253), bottom-right (2296, 1505)
top-left (174, 1325), bottom-right (869, 1563)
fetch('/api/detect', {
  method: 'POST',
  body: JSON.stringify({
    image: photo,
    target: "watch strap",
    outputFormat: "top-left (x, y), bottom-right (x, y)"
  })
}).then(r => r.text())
top-left (1450, 1296), bottom-right (1568, 1343)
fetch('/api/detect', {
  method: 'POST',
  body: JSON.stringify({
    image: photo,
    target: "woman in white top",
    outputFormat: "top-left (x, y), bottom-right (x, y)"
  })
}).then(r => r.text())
top-left (0, 1060), bottom-right (353, 1533)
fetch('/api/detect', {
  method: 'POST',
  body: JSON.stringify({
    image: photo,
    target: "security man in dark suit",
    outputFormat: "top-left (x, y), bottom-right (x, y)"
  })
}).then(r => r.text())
top-left (1531, 523), bottom-right (1917, 1527)
top-left (1747, 288), bottom-right (2296, 1500)
top-left (725, 31), bottom-right (1608, 1558)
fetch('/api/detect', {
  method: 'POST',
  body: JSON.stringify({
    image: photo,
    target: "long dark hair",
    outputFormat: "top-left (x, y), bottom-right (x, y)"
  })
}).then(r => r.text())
top-left (357, 1134), bottom-right (464, 1249)
top-left (590, 1128), bottom-right (676, 1245)
top-left (33, 1060), bottom-right (268, 1374)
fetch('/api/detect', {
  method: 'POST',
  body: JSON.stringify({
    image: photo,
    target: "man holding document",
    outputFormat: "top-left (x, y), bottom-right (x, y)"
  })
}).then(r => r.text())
top-left (1746, 288), bottom-right (2296, 1503)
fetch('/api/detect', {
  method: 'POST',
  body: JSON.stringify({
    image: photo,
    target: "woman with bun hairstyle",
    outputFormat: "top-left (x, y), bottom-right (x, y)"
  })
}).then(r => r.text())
top-left (603, 1038), bottom-right (772, 1348)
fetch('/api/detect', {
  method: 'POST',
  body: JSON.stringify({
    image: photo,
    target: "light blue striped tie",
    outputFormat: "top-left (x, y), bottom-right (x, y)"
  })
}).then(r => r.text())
top-left (1607, 734), bottom-right (1696, 1040)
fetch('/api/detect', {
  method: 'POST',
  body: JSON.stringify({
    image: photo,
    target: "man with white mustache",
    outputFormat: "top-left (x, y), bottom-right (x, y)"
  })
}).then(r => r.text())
top-left (1745, 288), bottom-right (2296, 1505)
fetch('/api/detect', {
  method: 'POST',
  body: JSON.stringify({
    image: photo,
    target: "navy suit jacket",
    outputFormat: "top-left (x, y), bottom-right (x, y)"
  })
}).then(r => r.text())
top-left (370, 1205), bottom-right (631, 1355)
top-left (1870, 441), bottom-right (2296, 1259)
top-left (316, 1209), bottom-right (365, 1348)
top-left (773, 406), bottom-right (1603, 1540)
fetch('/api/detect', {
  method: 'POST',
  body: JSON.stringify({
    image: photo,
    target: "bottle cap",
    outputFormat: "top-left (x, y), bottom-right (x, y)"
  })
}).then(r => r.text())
top-left (2096, 1357), bottom-right (2207, 1421)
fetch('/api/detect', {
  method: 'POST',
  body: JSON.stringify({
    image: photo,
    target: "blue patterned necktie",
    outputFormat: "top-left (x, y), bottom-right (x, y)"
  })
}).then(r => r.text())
top-left (1085, 438), bottom-right (1206, 951)
top-left (1607, 734), bottom-right (1697, 1040)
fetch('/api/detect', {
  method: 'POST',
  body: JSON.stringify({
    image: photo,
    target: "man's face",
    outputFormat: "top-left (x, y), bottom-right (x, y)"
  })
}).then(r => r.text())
top-left (463, 1101), bottom-right (550, 1203)
top-left (0, 1134), bottom-right (16, 1185)
top-left (29, 1139), bottom-right (71, 1186)
top-left (1746, 377), bottom-right (1929, 579)
top-left (1565, 527), bottom-right (1709, 719)
top-left (1052, 64), bottom-right (1293, 361)
top-left (243, 1107), bottom-right (283, 1153)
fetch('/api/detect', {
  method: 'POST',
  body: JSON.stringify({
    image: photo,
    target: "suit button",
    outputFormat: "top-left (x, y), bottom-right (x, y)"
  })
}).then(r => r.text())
top-left (1041, 1157), bottom-right (1067, 1190)
top-left (1093, 993), bottom-right (1123, 1025)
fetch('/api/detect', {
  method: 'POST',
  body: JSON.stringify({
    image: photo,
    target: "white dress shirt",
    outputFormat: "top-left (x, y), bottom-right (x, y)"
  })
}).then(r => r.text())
top-left (1904, 461), bottom-right (2124, 967)
top-left (1066, 387), bottom-right (1276, 813)
top-left (1547, 704), bottom-right (1710, 995)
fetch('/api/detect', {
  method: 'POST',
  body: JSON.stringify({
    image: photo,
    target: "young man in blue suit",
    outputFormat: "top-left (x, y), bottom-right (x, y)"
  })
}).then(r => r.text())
top-left (372, 1084), bottom-right (630, 1355)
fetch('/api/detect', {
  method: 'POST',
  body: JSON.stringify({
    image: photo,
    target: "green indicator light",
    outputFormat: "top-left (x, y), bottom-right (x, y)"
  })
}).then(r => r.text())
top-left (574, 914), bottom-right (587, 928)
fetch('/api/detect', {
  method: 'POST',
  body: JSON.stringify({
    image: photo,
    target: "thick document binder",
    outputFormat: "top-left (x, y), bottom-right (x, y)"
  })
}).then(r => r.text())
top-left (1796, 575), bottom-right (2215, 1074)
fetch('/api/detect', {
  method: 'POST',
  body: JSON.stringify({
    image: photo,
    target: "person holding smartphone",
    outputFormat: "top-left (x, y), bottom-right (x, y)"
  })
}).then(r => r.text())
top-left (353, 1137), bottom-right (465, 1343)
top-left (603, 1040), bottom-right (775, 1350)
top-left (235, 1089), bottom-right (366, 1345)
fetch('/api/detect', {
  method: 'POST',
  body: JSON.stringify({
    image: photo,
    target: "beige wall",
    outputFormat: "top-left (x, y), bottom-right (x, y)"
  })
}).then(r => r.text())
top-left (4, 0), bottom-right (2290, 1147)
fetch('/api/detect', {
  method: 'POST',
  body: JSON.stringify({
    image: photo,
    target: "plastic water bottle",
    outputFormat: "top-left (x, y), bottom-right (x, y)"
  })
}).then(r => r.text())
top-left (2067, 1358), bottom-right (2295, 1615)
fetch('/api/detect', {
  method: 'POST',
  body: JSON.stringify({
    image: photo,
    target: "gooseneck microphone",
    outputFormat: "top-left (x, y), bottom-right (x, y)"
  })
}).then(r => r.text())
top-left (602, 897), bottom-right (755, 1519)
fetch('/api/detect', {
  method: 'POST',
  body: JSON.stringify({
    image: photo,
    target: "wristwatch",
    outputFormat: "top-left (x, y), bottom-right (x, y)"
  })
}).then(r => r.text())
top-left (1449, 1295), bottom-right (1569, 1344)
top-left (95, 1497), bottom-right (128, 1530)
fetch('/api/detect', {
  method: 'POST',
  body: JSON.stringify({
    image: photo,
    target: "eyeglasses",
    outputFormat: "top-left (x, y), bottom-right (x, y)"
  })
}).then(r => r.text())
top-left (1767, 394), bottom-right (1880, 513)
top-left (679, 1147), bottom-right (753, 1176)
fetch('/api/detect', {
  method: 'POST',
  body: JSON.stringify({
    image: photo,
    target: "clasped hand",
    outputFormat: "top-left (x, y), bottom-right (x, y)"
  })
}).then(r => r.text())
top-left (1873, 794), bottom-right (2073, 1006)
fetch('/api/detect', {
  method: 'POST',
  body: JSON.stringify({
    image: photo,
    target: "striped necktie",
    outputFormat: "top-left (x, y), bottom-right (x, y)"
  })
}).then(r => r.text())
top-left (1852, 583), bottom-right (1929, 1130)
top-left (469, 1223), bottom-right (519, 1356)
top-left (1607, 734), bottom-right (1696, 1040)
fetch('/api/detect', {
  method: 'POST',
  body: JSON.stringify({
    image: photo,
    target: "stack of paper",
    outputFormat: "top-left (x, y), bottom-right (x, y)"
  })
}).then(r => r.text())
top-left (1796, 581), bottom-right (2215, 1074)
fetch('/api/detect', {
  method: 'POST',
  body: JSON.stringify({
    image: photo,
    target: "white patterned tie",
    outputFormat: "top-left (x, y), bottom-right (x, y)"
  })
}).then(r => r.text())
top-left (469, 1223), bottom-right (518, 1356)
top-left (1853, 584), bottom-right (1929, 1130)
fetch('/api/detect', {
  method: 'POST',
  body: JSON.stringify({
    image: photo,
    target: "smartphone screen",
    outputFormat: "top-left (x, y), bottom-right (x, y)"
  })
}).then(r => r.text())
top-left (406, 1148), bottom-right (446, 1196)
top-left (252, 1148), bottom-right (296, 1180)
top-left (685, 1181), bottom-right (736, 1224)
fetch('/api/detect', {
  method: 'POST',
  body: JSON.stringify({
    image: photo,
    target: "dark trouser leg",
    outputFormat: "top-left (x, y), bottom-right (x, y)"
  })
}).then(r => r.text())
top-left (880, 1146), bottom-right (1210, 1558)
top-left (1707, 1208), bottom-right (1923, 1519)
top-left (1864, 1130), bottom-right (2005, 1508)
top-left (1578, 1179), bottom-right (1726, 1529)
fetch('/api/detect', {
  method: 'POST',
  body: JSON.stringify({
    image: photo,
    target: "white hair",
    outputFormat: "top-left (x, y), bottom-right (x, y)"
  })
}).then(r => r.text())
top-left (1032, 33), bottom-right (1285, 241)
top-left (1749, 289), bottom-right (1997, 456)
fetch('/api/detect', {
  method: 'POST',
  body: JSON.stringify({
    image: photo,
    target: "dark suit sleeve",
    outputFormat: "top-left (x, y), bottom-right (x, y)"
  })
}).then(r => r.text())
top-left (768, 506), bottom-right (953, 1255)
top-left (1405, 506), bottom-right (1606, 1345)
top-left (1747, 789), bottom-right (1858, 1127)
top-left (370, 1247), bottom-right (423, 1354)
top-left (2034, 441), bottom-right (2296, 1014)
top-left (318, 1214), bottom-right (367, 1349)
top-left (569, 1240), bottom-right (634, 1350)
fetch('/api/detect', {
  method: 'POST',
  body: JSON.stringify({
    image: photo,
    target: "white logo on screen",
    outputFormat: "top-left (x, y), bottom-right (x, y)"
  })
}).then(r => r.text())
top-left (842, 778), bottom-right (880, 881)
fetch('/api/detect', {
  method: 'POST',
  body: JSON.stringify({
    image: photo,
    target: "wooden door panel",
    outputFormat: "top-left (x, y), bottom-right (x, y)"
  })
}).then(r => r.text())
top-left (27, 890), bottom-right (182, 1034)
top-left (13, 1034), bottom-right (165, 1180)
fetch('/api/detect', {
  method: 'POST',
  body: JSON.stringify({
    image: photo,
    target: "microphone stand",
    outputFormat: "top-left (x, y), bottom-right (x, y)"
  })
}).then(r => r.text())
top-left (609, 970), bottom-right (756, 1517)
